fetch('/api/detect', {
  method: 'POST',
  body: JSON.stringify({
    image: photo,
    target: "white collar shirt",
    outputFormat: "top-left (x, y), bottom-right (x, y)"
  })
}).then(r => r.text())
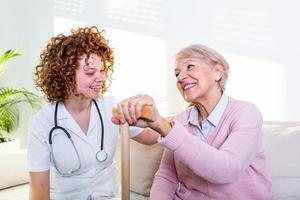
top-left (27, 95), bottom-right (141, 200)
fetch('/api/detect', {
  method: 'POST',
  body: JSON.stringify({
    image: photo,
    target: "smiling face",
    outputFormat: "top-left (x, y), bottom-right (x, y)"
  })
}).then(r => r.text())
top-left (73, 53), bottom-right (106, 100)
top-left (175, 57), bottom-right (222, 104)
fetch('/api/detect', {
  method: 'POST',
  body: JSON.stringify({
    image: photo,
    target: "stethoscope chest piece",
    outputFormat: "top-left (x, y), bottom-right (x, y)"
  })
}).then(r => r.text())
top-left (96, 150), bottom-right (108, 162)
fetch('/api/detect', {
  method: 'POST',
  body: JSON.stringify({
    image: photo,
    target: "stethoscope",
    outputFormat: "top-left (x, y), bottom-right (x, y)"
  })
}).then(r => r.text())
top-left (49, 100), bottom-right (107, 176)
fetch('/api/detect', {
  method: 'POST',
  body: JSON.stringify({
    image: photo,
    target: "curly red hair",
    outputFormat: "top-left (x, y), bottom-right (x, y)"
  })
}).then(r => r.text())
top-left (34, 26), bottom-right (114, 102)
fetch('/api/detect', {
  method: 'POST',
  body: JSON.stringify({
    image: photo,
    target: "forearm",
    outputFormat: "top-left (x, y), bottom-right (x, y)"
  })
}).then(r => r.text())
top-left (159, 120), bottom-right (260, 184)
top-left (132, 128), bottom-right (160, 145)
top-left (173, 133), bottom-right (241, 184)
top-left (30, 185), bottom-right (49, 200)
top-left (149, 116), bottom-right (173, 137)
top-left (29, 172), bottom-right (50, 200)
top-left (150, 148), bottom-right (178, 199)
top-left (150, 175), bottom-right (177, 200)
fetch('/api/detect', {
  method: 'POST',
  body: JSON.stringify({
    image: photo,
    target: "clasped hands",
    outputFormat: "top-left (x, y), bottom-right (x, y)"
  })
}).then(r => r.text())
top-left (111, 94), bottom-right (172, 137)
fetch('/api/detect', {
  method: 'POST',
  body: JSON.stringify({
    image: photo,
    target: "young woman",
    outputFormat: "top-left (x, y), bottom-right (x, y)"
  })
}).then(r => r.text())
top-left (28, 26), bottom-right (158, 200)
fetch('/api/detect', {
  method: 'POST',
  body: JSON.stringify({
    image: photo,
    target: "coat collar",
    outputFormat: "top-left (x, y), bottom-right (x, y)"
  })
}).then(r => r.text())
top-left (54, 99), bottom-right (104, 142)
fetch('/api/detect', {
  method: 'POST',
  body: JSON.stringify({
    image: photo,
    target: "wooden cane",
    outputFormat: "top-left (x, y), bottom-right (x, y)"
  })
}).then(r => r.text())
top-left (120, 123), bottom-right (130, 200)
top-left (113, 105), bottom-right (154, 200)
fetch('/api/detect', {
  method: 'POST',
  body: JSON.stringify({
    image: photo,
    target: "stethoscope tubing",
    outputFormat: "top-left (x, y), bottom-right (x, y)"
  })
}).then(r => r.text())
top-left (49, 99), bottom-right (105, 176)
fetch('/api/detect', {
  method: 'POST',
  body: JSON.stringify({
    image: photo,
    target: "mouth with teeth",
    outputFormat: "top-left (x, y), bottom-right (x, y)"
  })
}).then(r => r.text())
top-left (183, 83), bottom-right (196, 91)
top-left (90, 85), bottom-right (101, 92)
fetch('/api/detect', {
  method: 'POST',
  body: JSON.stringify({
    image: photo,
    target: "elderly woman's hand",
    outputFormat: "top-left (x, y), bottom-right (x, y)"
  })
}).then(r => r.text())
top-left (112, 94), bottom-right (172, 136)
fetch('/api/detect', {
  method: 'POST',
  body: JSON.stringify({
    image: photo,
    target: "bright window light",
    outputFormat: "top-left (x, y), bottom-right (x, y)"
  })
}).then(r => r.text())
top-left (225, 53), bottom-right (286, 121)
top-left (53, 16), bottom-right (85, 35)
top-left (106, 28), bottom-right (168, 115)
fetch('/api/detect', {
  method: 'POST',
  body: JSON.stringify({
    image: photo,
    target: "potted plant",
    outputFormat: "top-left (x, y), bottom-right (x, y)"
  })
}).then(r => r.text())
top-left (0, 50), bottom-right (41, 150)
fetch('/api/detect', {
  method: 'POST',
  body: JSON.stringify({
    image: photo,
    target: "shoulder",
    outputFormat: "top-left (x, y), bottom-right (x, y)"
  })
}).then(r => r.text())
top-left (225, 97), bottom-right (263, 129)
top-left (28, 103), bottom-right (55, 127)
top-left (28, 103), bottom-right (56, 140)
top-left (228, 97), bottom-right (262, 119)
top-left (95, 95), bottom-right (118, 108)
top-left (94, 95), bottom-right (119, 122)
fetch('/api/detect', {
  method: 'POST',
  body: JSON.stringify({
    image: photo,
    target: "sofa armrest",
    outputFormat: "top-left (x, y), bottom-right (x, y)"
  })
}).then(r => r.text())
top-left (0, 149), bottom-right (29, 189)
top-left (262, 122), bottom-right (300, 199)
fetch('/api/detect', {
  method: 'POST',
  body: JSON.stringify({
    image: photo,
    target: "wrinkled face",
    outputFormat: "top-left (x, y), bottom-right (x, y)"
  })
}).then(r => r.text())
top-left (73, 53), bottom-right (106, 100)
top-left (175, 57), bottom-right (221, 103)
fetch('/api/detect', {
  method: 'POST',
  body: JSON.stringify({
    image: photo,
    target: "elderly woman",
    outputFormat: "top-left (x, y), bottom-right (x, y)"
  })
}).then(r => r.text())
top-left (112, 44), bottom-right (272, 199)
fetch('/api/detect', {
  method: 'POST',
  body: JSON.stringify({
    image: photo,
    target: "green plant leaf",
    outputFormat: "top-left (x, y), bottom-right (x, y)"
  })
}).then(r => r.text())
top-left (0, 87), bottom-right (41, 138)
top-left (0, 106), bottom-right (19, 133)
top-left (0, 130), bottom-right (8, 143)
top-left (0, 50), bottom-right (22, 77)
top-left (0, 50), bottom-right (41, 142)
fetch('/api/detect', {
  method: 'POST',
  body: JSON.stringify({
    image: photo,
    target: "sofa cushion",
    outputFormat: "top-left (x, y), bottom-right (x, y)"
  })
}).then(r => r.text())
top-left (130, 141), bottom-right (164, 196)
top-left (262, 121), bottom-right (300, 199)
top-left (0, 149), bottom-right (29, 189)
top-left (120, 122), bottom-right (300, 199)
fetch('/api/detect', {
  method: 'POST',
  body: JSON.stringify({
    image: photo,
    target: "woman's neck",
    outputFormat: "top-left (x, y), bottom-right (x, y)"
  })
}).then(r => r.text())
top-left (63, 94), bottom-right (93, 135)
top-left (64, 94), bottom-right (92, 113)
top-left (195, 89), bottom-right (222, 122)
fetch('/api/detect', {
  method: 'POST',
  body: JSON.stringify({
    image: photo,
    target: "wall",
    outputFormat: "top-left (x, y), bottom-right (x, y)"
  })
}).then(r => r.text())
top-left (1, 0), bottom-right (299, 147)
top-left (54, 0), bottom-right (300, 120)
top-left (0, 0), bottom-right (53, 146)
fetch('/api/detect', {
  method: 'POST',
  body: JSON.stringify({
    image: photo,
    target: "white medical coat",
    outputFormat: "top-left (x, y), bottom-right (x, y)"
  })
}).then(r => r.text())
top-left (27, 95), bottom-right (141, 200)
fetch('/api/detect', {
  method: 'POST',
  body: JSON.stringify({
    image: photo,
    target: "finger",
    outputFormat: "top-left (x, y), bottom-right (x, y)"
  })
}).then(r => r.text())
top-left (111, 117), bottom-right (121, 125)
top-left (132, 95), bottom-right (155, 121)
top-left (121, 102), bottom-right (133, 124)
top-left (125, 95), bottom-right (145, 123)
top-left (144, 94), bottom-right (155, 106)
top-left (138, 96), bottom-right (158, 121)
top-left (117, 103), bottom-right (126, 124)
top-left (128, 101), bottom-right (137, 123)
top-left (135, 101), bottom-right (143, 120)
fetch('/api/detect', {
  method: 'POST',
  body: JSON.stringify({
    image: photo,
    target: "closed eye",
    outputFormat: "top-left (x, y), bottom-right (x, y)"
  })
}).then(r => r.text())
top-left (187, 64), bottom-right (195, 70)
top-left (174, 64), bottom-right (195, 77)
top-left (85, 69), bottom-right (96, 75)
top-left (174, 69), bottom-right (180, 77)
top-left (86, 72), bottom-right (95, 76)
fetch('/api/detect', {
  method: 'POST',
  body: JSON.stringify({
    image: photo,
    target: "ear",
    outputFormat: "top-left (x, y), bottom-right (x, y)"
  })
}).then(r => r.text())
top-left (215, 73), bottom-right (222, 81)
top-left (214, 64), bottom-right (224, 81)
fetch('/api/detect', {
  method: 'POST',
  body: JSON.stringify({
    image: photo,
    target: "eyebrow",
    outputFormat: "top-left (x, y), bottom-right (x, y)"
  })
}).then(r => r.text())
top-left (174, 68), bottom-right (180, 73)
top-left (174, 59), bottom-right (192, 70)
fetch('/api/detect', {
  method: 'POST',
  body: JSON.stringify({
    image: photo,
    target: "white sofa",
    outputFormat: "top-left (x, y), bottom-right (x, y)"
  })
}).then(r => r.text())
top-left (129, 121), bottom-right (300, 200)
top-left (1, 121), bottom-right (300, 200)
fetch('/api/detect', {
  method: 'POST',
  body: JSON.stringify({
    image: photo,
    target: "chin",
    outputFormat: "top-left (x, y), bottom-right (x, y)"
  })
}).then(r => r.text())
top-left (82, 93), bottom-right (98, 100)
top-left (92, 93), bottom-right (101, 99)
top-left (183, 93), bottom-right (196, 102)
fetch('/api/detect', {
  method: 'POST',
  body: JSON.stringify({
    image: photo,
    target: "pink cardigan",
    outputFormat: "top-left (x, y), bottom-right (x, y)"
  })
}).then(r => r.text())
top-left (150, 98), bottom-right (272, 200)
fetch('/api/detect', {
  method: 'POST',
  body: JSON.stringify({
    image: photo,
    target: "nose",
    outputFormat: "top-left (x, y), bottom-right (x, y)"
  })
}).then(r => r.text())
top-left (177, 70), bottom-right (188, 82)
top-left (95, 70), bottom-right (106, 82)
